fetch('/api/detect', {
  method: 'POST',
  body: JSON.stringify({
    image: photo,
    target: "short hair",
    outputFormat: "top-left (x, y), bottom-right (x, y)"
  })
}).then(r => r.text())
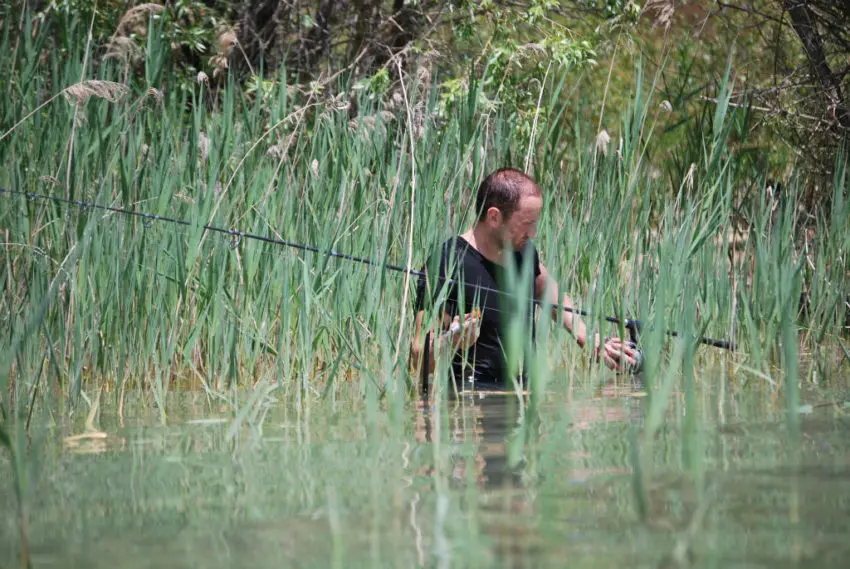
top-left (475, 168), bottom-right (542, 222)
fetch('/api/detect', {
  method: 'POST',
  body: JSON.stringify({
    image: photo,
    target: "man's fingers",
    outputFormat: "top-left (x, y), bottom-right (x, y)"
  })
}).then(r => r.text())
top-left (603, 353), bottom-right (621, 371)
top-left (604, 339), bottom-right (638, 365)
top-left (454, 315), bottom-right (481, 348)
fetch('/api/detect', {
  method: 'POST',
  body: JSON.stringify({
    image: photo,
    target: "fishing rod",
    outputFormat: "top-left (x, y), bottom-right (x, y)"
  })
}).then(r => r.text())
top-left (0, 188), bottom-right (736, 351)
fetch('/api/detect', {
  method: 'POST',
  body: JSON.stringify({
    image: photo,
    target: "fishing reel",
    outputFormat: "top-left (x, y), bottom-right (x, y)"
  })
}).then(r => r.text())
top-left (625, 319), bottom-right (644, 375)
top-left (625, 342), bottom-right (644, 374)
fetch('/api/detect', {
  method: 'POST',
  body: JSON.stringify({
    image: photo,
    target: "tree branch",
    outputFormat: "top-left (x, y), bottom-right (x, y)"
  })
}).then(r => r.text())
top-left (783, 0), bottom-right (850, 128)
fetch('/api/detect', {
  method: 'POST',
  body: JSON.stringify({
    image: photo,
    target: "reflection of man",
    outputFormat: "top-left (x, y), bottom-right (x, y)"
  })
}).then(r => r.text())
top-left (411, 168), bottom-right (638, 393)
top-left (412, 396), bottom-right (525, 489)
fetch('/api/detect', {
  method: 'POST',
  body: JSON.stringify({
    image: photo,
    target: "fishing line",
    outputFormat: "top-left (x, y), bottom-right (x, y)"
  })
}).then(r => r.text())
top-left (0, 187), bottom-right (737, 350)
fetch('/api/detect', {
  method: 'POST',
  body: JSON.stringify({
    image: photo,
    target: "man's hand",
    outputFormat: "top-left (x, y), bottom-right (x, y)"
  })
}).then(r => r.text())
top-left (594, 337), bottom-right (641, 373)
top-left (411, 309), bottom-right (481, 378)
top-left (441, 311), bottom-right (481, 353)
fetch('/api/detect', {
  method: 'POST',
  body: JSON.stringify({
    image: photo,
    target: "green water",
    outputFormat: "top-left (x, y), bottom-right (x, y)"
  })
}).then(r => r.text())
top-left (2, 376), bottom-right (850, 569)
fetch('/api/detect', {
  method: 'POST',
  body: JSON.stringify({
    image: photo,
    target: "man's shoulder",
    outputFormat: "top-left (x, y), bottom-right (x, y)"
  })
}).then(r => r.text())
top-left (421, 236), bottom-right (477, 277)
top-left (432, 235), bottom-right (472, 259)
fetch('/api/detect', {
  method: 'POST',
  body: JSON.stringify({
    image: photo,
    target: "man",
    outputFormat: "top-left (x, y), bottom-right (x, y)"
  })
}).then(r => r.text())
top-left (411, 168), bottom-right (638, 393)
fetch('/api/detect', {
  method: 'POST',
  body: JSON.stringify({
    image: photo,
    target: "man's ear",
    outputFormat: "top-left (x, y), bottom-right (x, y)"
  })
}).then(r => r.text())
top-left (485, 207), bottom-right (503, 226)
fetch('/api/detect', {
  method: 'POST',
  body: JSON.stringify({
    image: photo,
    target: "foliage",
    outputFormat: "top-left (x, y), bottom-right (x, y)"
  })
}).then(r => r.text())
top-left (3, 0), bottom-right (848, 183)
top-left (21, 0), bottom-right (227, 92)
top-left (1, 19), bottom-right (847, 421)
top-left (632, 0), bottom-right (850, 194)
top-left (1, 22), bottom-right (848, 564)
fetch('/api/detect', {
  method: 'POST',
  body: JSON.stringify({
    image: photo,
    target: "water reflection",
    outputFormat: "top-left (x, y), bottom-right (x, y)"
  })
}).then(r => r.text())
top-left (412, 391), bottom-right (538, 569)
top-left (414, 394), bottom-right (513, 487)
top-left (408, 376), bottom-right (646, 568)
top-left (414, 377), bottom-right (645, 489)
top-left (4, 375), bottom-right (850, 569)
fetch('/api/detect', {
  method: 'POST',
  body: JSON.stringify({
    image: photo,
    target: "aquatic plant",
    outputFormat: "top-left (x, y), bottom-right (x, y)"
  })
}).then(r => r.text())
top-left (1, 11), bottom-right (847, 418)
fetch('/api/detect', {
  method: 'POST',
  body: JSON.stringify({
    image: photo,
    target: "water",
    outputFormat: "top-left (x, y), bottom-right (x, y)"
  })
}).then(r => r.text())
top-left (2, 375), bottom-right (850, 569)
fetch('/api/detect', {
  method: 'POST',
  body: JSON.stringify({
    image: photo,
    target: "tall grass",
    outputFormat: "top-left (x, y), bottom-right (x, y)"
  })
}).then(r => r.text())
top-left (2, 14), bottom-right (850, 568)
top-left (0, 13), bottom-right (847, 425)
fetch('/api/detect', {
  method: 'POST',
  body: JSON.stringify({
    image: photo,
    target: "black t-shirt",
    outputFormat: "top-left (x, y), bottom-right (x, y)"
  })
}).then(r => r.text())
top-left (414, 236), bottom-right (542, 390)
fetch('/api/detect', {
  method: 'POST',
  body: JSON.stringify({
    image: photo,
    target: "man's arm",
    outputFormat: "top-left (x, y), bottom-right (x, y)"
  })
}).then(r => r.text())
top-left (535, 262), bottom-right (639, 371)
top-left (535, 262), bottom-right (590, 348)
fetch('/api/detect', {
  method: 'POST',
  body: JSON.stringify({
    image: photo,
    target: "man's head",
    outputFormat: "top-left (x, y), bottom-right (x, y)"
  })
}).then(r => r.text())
top-left (475, 168), bottom-right (543, 252)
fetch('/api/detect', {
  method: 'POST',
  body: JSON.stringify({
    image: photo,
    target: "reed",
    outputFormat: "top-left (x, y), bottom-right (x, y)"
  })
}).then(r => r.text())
top-left (0, 16), bottom-right (847, 425)
top-left (3, 13), bottom-right (850, 569)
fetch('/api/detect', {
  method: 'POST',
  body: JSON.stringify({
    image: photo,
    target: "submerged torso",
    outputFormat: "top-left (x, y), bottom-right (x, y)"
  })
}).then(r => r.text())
top-left (415, 236), bottom-right (541, 391)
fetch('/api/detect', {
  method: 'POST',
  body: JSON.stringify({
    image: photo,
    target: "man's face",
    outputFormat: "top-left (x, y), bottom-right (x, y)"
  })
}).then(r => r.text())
top-left (500, 194), bottom-right (542, 252)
